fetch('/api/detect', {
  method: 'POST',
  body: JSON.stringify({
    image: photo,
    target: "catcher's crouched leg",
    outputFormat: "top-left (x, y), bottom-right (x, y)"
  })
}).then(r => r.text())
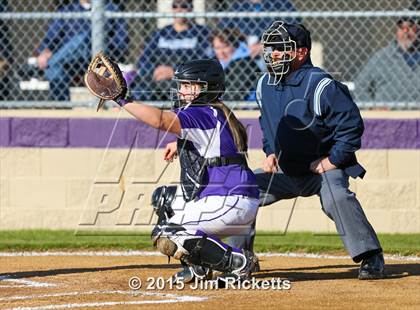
top-left (152, 225), bottom-right (211, 283)
top-left (181, 234), bottom-right (256, 280)
top-left (155, 229), bottom-right (256, 281)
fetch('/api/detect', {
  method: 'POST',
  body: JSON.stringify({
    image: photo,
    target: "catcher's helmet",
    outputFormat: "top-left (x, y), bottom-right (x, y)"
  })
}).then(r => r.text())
top-left (261, 21), bottom-right (311, 85)
top-left (172, 58), bottom-right (225, 108)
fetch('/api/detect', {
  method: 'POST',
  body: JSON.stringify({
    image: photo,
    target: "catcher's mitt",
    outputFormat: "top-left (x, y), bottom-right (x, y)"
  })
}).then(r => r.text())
top-left (84, 51), bottom-right (128, 111)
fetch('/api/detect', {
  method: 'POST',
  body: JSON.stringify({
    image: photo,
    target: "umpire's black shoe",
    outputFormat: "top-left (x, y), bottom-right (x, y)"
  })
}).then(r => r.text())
top-left (358, 252), bottom-right (385, 280)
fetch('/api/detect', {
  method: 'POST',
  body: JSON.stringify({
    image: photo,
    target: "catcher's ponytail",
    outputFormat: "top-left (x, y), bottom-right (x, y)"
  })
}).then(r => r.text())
top-left (211, 102), bottom-right (248, 155)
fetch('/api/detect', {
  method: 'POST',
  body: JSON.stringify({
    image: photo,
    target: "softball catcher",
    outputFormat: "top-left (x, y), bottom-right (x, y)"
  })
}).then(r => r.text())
top-left (84, 54), bottom-right (260, 282)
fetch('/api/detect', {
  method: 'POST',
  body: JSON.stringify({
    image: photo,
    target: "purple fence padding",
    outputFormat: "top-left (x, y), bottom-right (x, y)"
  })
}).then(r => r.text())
top-left (242, 118), bottom-right (263, 149)
top-left (0, 117), bottom-right (10, 146)
top-left (362, 119), bottom-right (419, 149)
top-left (10, 118), bottom-right (69, 147)
top-left (69, 118), bottom-right (135, 148)
top-left (0, 117), bottom-right (418, 149)
top-left (69, 118), bottom-right (176, 148)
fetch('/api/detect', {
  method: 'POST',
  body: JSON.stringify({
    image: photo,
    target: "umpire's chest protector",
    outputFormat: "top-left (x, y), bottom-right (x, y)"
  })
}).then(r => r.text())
top-left (257, 65), bottom-right (332, 158)
top-left (257, 61), bottom-right (366, 178)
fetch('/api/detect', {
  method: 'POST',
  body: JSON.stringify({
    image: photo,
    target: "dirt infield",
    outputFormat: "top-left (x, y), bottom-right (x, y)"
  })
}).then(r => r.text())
top-left (1, 252), bottom-right (419, 309)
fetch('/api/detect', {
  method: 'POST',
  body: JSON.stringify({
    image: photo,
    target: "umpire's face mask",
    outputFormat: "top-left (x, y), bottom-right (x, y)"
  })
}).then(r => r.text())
top-left (261, 21), bottom-right (297, 85)
top-left (262, 42), bottom-right (296, 85)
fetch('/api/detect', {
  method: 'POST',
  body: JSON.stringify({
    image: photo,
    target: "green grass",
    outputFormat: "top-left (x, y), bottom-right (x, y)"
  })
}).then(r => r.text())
top-left (0, 230), bottom-right (155, 252)
top-left (0, 230), bottom-right (419, 256)
top-left (254, 232), bottom-right (420, 256)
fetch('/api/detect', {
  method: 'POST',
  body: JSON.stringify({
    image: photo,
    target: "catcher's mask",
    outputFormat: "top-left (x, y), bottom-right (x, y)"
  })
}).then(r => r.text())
top-left (171, 59), bottom-right (225, 109)
top-left (261, 21), bottom-right (311, 85)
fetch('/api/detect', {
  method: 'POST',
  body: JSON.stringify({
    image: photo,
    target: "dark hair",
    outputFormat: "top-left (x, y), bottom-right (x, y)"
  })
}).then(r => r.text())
top-left (172, 0), bottom-right (193, 10)
top-left (210, 102), bottom-right (248, 154)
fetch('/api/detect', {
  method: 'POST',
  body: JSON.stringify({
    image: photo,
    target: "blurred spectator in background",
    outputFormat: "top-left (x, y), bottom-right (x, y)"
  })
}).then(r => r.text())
top-left (134, 0), bottom-right (211, 101)
top-left (220, 0), bottom-right (299, 38)
top-left (220, 0), bottom-right (299, 76)
top-left (36, 0), bottom-right (128, 101)
top-left (355, 0), bottom-right (420, 106)
top-left (211, 29), bottom-right (261, 101)
top-left (0, 0), bottom-right (13, 100)
top-left (247, 34), bottom-right (265, 71)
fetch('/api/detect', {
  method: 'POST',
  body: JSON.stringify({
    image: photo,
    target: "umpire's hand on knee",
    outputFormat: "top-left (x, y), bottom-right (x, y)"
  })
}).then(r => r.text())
top-left (310, 157), bottom-right (337, 174)
top-left (262, 154), bottom-right (279, 173)
top-left (164, 141), bottom-right (178, 162)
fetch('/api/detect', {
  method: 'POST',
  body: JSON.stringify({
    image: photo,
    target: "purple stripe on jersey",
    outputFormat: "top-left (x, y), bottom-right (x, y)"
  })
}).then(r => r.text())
top-left (195, 230), bottom-right (243, 253)
top-left (175, 106), bottom-right (217, 130)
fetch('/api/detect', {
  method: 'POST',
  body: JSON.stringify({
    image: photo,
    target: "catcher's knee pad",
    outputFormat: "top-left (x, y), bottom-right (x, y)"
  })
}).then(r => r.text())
top-left (182, 235), bottom-right (247, 273)
top-left (151, 186), bottom-right (177, 223)
top-left (155, 236), bottom-right (189, 260)
top-left (152, 223), bottom-right (189, 260)
top-left (156, 237), bottom-right (177, 257)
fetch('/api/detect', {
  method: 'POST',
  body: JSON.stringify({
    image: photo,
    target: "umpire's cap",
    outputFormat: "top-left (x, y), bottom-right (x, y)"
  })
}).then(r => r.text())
top-left (285, 23), bottom-right (312, 50)
top-left (262, 21), bottom-right (312, 50)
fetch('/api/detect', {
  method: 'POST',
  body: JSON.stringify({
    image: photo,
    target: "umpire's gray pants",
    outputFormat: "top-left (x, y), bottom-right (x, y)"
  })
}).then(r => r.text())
top-left (227, 169), bottom-right (382, 261)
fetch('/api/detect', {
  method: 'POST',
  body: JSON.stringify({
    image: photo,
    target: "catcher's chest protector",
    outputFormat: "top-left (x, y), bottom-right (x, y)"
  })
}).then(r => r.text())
top-left (177, 139), bottom-right (208, 202)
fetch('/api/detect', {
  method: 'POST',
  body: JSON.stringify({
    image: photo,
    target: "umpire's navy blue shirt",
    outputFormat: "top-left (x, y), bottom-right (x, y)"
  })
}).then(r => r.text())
top-left (256, 59), bottom-right (366, 178)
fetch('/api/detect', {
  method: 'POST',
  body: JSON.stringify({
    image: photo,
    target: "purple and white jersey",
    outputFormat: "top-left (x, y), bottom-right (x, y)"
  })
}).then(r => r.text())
top-left (175, 105), bottom-right (259, 200)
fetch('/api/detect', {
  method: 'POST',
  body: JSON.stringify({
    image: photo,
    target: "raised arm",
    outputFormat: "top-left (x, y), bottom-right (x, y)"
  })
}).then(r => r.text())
top-left (123, 101), bottom-right (181, 135)
top-left (84, 51), bottom-right (181, 134)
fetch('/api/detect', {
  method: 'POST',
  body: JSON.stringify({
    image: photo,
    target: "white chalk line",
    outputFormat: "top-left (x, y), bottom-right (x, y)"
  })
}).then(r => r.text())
top-left (0, 276), bottom-right (56, 288)
top-left (8, 300), bottom-right (186, 310)
top-left (259, 252), bottom-right (420, 262)
top-left (0, 290), bottom-right (205, 302)
top-left (0, 251), bottom-right (161, 257)
top-left (0, 250), bottom-right (418, 261)
top-left (1, 290), bottom-right (207, 310)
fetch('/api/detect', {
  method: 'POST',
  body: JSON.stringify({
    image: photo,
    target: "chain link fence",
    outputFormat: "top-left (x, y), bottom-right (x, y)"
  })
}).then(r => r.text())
top-left (0, 0), bottom-right (419, 109)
